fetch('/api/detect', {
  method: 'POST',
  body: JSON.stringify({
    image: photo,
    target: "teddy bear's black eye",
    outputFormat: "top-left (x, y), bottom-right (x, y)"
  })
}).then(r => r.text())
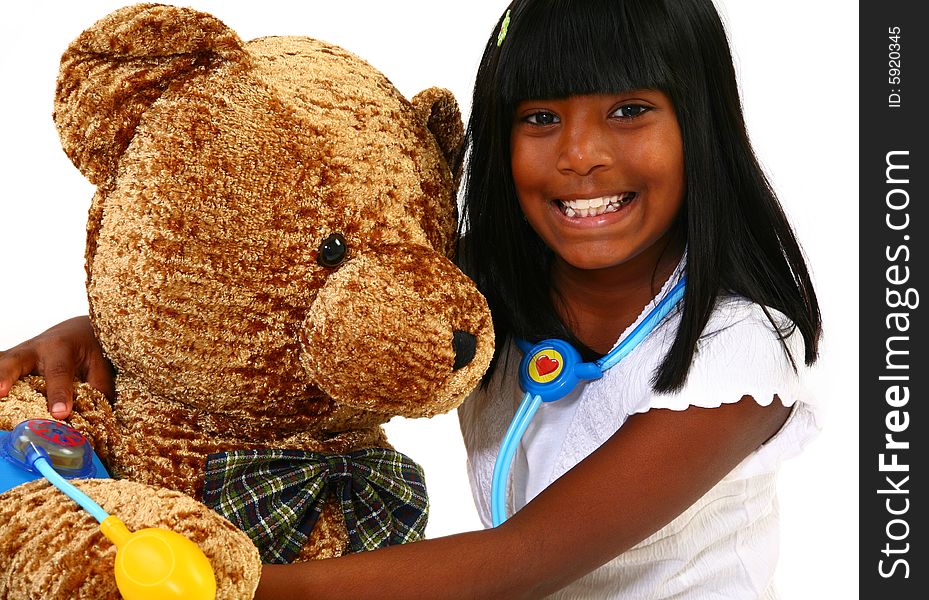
top-left (317, 233), bottom-right (348, 268)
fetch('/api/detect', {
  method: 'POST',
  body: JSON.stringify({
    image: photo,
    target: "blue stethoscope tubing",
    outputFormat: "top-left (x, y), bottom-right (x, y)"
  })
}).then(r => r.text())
top-left (26, 444), bottom-right (110, 523)
top-left (490, 392), bottom-right (543, 526)
top-left (490, 276), bottom-right (687, 527)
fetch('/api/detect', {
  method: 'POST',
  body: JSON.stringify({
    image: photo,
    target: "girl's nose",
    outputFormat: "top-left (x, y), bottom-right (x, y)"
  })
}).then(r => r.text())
top-left (556, 123), bottom-right (613, 176)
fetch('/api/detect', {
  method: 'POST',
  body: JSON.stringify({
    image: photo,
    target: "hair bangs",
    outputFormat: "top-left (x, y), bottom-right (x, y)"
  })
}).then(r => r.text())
top-left (497, 0), bottom-right (677, 106)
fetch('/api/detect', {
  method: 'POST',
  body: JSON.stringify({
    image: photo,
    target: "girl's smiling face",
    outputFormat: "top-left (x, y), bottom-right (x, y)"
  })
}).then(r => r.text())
top-left (510, 91), bottom-right (685, 274)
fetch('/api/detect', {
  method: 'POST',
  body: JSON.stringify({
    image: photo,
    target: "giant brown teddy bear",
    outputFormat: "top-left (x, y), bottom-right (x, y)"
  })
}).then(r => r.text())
top-left (0, 4), bottom-right (494, 598)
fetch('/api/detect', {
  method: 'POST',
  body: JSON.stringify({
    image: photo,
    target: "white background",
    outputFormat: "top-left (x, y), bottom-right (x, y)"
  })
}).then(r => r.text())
top-left (0, 1), bottom-right (857, 597)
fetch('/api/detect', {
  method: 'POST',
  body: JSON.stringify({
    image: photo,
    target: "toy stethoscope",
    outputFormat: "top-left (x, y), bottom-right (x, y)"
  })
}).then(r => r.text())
top-left (490, 276), bottom-right (686, 527)
top-left (0, 419), bottom-right (216, 599)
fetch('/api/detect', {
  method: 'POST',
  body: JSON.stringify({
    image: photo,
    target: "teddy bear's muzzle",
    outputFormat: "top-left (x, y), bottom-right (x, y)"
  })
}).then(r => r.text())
top-left (299, 245), bottom-right (493, 419)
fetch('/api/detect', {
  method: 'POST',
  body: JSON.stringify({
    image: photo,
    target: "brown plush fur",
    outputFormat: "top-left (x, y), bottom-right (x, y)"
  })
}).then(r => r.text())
top-left (0, 479), bottom-right (260, 599)
top-left (0, 3), bottom-right (493, 598)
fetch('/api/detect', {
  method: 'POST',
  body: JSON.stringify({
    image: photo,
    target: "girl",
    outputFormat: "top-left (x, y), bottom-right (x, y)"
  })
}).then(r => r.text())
top-left (0, 0), bottom-right (821, 597)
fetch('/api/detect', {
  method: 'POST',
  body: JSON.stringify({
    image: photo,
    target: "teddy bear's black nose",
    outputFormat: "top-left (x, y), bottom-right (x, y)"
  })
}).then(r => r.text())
top-left (452, 330), bottom-right (478, 371)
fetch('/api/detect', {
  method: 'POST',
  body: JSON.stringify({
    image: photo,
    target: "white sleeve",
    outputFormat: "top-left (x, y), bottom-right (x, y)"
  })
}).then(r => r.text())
top-left (641, 298), bottom-right (822, 476)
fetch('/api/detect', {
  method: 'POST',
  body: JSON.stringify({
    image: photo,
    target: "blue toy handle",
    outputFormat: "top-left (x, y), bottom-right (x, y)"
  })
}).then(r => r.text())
top-left (1, 419), bottom-right (110, 495)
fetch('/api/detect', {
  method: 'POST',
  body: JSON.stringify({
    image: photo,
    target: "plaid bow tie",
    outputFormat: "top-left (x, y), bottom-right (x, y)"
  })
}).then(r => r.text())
top-left (202, 447), bottom-right (429, 563)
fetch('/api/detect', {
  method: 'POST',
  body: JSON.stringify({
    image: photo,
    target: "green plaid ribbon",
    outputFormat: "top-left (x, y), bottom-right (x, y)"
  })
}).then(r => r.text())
top-left (202, 447), bottom-right (429, 563)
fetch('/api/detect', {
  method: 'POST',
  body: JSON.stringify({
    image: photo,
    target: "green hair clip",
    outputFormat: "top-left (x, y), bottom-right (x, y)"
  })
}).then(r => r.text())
top-left (497, 9), bottom-right (511, 47)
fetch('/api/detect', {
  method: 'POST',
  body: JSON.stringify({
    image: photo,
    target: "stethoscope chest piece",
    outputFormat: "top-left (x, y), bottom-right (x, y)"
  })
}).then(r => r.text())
top-left (517, 338), bottom-right (602, 403)
top-left (493, 276), bottom-right (687, 526)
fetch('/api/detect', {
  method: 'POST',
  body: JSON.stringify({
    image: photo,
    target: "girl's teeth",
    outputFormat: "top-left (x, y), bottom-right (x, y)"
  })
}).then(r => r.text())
top-left (559, 193), bottom-right (634, 217)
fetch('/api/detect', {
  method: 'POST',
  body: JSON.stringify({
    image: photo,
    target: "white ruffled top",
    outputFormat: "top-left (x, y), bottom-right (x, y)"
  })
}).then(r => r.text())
top-left (457, 260), bottom-right (820, 599)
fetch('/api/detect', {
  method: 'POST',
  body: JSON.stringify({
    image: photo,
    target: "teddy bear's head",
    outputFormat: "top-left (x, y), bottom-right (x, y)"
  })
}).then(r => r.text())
top-left (55, 4), bottom-right (493, 437)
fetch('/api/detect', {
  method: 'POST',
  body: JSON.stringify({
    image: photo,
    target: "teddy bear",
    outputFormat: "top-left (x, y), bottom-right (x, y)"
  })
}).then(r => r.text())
top-left (0, 3), bottom-right (494, 598)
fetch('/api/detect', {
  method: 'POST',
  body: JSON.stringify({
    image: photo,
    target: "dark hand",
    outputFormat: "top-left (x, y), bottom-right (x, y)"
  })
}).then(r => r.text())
top-left (0, 316), bottom-right (114, 419)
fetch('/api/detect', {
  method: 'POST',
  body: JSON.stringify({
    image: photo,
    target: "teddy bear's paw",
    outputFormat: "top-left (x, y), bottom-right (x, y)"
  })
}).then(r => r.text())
top-left (0, 478), bottom-right (261, 599)
top-left (0, 376), bottom-right (117, 465)
top-left (0, 376), bottom-right (56, 430)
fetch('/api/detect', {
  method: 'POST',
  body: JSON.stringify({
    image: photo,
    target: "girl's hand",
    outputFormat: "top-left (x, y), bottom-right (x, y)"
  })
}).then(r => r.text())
top-left (0, 316), bottom-right (114, 419)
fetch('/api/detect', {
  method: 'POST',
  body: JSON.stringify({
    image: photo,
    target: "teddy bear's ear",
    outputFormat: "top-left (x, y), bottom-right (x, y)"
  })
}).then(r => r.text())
top-left (54, 4), bottom-right (247, 186)
top-left (411, 87), bottom-right (465, 189)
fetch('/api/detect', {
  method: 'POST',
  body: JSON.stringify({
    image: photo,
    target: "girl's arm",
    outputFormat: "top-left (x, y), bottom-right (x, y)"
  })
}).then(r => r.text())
top-left (0, 316), bottom-right (114, 418)
top-left (256, 396), bottom-right (790, 599)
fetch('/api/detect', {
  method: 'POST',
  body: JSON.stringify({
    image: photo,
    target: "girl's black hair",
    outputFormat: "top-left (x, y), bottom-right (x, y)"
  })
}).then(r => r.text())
top-left (458, 0), bottom-right (821, 391)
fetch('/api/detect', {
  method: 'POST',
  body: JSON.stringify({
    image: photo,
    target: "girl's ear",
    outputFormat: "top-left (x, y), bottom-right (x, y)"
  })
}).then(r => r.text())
top-left (411, 87), bottom-right (465, 189)
top-left (54, 4), bottom-right (248, 186)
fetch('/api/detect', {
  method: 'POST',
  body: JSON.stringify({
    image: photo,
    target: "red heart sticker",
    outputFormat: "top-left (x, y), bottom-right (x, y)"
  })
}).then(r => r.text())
top-left (535, 355), bottom-right (560, 376)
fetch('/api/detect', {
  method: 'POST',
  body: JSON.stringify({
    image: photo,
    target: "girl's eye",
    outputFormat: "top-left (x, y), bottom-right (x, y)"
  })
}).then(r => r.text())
top-left (524, 111), bottom-right (560, 126)
top-left (612, 104), bottom-right (652, 119)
